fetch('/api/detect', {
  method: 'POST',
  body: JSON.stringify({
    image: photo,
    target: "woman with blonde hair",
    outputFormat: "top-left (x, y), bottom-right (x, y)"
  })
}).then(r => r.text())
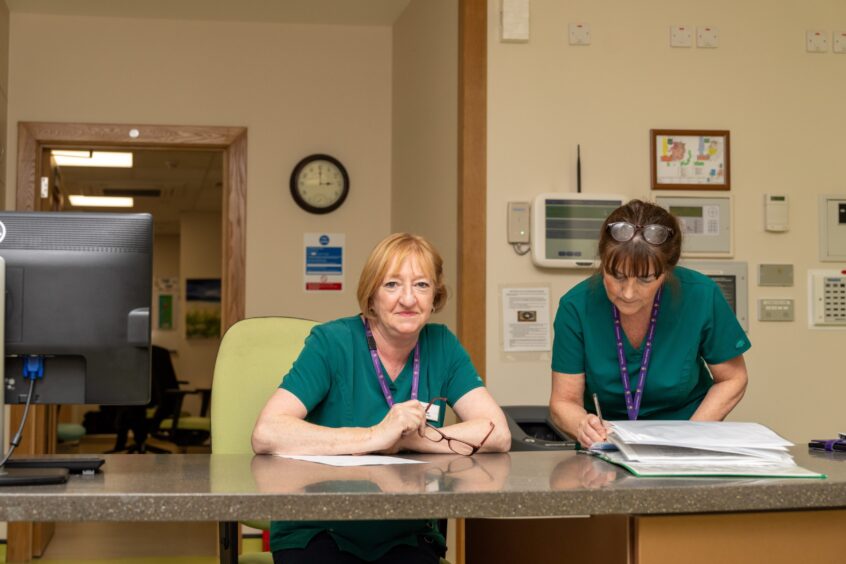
top-left (253, 232), bottom-right (510, 564)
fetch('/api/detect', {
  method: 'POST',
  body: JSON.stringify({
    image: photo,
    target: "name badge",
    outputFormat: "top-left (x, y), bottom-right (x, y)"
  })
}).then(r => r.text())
top-left (421, 400), bottom-right (441, 422)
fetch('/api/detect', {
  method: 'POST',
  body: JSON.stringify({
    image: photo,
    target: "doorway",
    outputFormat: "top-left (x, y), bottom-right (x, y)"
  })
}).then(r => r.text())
top-left (9, 121), bottom-right (246, 561)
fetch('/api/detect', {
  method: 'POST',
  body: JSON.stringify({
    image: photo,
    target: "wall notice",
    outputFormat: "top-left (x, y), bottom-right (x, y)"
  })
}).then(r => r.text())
top-left (304, 233), bottom-right (345, 292)
top-left (501, 287), bottom-right (551, 352)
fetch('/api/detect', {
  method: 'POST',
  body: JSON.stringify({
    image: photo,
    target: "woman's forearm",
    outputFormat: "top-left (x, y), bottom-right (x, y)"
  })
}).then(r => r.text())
top-left (690, 376), bottom-right (747, 421)
top-left (691, 356), bottom-right (748, 421)
top-left (251, 414), bottom-right (380, 455)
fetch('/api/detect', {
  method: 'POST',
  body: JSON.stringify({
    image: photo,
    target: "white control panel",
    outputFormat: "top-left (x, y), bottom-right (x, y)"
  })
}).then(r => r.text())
top-left (764, 194), bottom-right (789, 232)
top-left (809, 271), bottom-right (846, 327)
top-left (656, 195), bottom-right (733, 257)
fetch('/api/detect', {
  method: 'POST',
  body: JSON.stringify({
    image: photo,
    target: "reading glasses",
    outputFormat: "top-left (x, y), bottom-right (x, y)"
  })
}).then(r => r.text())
top-left (419, 397), bottom-right (495, 456)
top-left (607, 222), bottom-right (673, 246)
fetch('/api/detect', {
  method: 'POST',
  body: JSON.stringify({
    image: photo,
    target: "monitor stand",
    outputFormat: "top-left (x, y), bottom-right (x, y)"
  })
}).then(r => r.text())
top-left (0, 258), bottom-right (69, 486)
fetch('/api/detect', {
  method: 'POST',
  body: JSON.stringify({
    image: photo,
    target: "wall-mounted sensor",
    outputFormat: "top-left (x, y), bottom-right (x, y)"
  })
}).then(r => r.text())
top-left (507, 202), bottom-right (531, 244)
top-left (764, 194), bottom-right (789, 232)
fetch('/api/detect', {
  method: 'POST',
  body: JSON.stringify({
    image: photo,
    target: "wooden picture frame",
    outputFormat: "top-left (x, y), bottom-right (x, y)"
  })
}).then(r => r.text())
top-left (650, 129), bottom-right (730, 190)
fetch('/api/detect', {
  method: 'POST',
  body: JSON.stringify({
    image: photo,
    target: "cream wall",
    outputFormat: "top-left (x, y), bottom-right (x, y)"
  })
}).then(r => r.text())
top-left (392, 0), bottom-right (458, 330)
top-left (6, 13), bottom-right (393, 324)
top-left (486, 0), bottom-right (846, 441)
top-left (178, 211), bottom-right (221, 413)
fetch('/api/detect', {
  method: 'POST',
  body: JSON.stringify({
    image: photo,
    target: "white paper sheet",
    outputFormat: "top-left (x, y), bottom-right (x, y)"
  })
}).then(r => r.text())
top-left (277, 454), bottom-right (425, 467)
top-left (595, 451), bottom-right (825, 479)
top-left (608, 421), bottom-right (792, 450)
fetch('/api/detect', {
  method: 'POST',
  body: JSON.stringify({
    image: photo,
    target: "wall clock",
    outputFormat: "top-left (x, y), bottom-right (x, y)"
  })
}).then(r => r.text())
top-left (290, 154), bottom-right (349, 214)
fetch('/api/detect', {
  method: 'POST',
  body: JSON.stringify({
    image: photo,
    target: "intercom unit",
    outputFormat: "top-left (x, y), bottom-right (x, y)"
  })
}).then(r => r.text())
top-left (531, 193), bottom-right (625, 268)
top-left (809, 270), bottom-right (846, 327)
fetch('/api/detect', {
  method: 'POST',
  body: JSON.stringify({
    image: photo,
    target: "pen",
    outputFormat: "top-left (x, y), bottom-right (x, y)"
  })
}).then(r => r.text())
top-left (808, 439), bottom-right (846, 452)
top-left (592, 393), bottom-right (605, 426)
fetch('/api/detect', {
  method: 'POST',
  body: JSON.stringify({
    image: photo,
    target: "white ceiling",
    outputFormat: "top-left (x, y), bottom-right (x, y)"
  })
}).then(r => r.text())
top-left (57, 149), bottom-right (223, 236)
top-left (5, 0), bottom-right (411, 26)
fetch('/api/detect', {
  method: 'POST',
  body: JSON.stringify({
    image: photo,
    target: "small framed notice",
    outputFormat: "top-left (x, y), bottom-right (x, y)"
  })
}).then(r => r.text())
top-left (501, 287), bottom-right (551, 352)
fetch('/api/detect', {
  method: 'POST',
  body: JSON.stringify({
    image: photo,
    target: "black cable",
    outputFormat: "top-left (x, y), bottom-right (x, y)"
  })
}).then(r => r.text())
top-left (0, 377), bottom-right (37, 468)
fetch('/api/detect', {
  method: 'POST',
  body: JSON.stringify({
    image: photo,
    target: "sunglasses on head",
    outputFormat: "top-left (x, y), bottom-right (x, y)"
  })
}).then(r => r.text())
top-left (607, 222), bottom-right (673, 246)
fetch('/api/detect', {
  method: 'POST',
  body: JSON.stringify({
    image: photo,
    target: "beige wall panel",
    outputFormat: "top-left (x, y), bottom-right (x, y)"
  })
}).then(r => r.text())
top-left (486, 0), bottom-right (846, 441)
top-left (7, 13), bottom-right (393, 323)
top-left (392, 0), bottom-right (458, 331)
top-left (178, 211), bottom-right (221, 412)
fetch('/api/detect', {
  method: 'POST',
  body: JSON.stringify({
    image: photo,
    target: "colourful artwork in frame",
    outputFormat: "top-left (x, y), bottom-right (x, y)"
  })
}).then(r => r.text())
top-left (650, 129), bottom-right (730, 190)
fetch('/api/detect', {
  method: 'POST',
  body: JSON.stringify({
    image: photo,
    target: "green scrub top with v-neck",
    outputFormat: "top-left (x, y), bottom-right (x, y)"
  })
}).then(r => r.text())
top-left (552, 266), bottom-right (751, 421)
top-left (272, 315), bottom-right (484, 560)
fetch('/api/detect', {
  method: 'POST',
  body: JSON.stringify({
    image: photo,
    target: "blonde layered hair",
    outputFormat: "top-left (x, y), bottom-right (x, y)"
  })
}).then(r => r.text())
top-left (357, 233), bottom-right (448, 318)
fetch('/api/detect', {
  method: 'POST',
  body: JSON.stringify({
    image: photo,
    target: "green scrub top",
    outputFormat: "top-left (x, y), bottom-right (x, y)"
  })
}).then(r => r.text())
top-left (552, 267), bottom-right (751, 421)
top-left (272, 315), bottom-right (484, 560)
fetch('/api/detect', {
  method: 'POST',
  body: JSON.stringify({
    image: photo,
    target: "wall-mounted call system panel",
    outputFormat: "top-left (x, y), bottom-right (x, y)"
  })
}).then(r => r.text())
top-left (656, 195), bottom-right (732, 257)
top-left (819, 195), bottom-right (846, 261)
top-left (531, 193), bottom-right (625, 268)
top-left (809, 271), bottom-right (846, 327)
top-left (764, 194), bottom-right (789, 232)
top-left (681, 260), bottom-right (748, 331)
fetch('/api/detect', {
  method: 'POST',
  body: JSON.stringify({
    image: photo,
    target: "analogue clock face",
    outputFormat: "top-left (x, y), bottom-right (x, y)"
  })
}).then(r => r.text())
top-left (290, 155), bottom-right (349, 214)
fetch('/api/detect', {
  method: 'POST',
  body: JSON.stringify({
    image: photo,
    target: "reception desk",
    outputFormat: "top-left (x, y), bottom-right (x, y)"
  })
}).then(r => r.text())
top-left (1, 450), bottom-right (845, 563)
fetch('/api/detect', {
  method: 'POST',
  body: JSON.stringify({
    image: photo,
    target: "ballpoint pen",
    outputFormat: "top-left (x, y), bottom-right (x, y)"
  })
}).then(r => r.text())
top-left (592, 393), bottom-right (605, 426)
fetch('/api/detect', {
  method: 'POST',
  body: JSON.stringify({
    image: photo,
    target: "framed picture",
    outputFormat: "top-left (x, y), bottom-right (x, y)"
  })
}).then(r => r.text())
top-left (185, 278), bottom-right (221, 339)
top-left (650, 129), bottom-right (730, 190)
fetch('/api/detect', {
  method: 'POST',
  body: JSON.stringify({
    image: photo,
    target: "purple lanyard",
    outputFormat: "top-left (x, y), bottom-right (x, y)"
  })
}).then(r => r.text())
top-left (611, 285), bottom-right (663, 421)
top-left (363, 318), bottom-right (419, 407)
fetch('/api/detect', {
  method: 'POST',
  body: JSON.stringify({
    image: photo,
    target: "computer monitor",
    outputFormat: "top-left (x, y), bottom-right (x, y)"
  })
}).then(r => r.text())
top-left (0, 211), bottom-right (152, 404)
top-left (0, 212), bottom-right (152, 484)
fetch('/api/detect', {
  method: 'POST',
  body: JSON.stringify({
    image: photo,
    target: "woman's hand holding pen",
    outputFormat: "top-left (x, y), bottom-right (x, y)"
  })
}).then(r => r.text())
top-left (576, 414), bottom-right (608, 447)
top-left (577, 393), bottom-right (610, 448)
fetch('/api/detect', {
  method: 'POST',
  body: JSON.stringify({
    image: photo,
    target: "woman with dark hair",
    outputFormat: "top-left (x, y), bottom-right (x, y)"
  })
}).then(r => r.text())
top-left (549, 200), bottom-right (750, 447)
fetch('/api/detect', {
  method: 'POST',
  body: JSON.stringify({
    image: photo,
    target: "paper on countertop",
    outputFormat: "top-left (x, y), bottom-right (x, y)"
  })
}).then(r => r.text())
top-left (276, 454), bottom-right (425, 467)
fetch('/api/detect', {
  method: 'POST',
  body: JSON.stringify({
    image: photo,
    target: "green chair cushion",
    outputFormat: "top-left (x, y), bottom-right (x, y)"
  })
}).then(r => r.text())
top-left (57, 423), bottom-right (86, 442)
top-left (158, 416), bottom-right (210, 432)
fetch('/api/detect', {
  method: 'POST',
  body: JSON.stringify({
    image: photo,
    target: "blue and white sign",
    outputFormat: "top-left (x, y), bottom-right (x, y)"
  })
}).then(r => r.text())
top-left (304, 233), bottom-right (345, 292)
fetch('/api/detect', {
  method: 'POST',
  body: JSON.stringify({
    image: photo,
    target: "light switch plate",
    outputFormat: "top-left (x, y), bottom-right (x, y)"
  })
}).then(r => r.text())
top-left (569, 22), bottom-right (591, 46)
top-left (500, 0), bottom-right (530, 42)
top-left (758, 299), bottom-right (794, 322)
top-left (834, 31), bottom-right (846, 54)
top-left (806, 30), bottom-right (828, 53)
top-left (697, 26), bottom-right (718, 48)
top-left (670, 25), bottom-right (692, 48)
top-left (758, 264), bottom-right (794, 287)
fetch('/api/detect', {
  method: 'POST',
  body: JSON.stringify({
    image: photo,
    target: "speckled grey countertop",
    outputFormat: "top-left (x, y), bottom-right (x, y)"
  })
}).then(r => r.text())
top-left (0, 450), bottom-right (844, 522)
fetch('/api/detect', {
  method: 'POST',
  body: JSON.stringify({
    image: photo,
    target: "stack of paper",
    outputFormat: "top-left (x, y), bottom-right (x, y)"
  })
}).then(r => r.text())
top-left (589, 421), bottom-right (825, 479)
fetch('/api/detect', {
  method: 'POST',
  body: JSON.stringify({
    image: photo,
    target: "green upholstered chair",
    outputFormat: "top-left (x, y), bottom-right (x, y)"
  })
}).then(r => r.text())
top-left (211, 316), bottom-right (318, 564)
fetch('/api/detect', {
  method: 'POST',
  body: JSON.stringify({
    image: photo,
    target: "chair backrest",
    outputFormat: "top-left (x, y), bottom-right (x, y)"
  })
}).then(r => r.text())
top-left (210, 316), bottom-right (318, 455)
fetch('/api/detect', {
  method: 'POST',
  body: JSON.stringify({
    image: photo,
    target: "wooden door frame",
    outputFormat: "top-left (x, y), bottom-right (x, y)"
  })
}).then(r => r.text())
top-left (16, 121), bottom-right (246, 328)
top-left (456, 2), bottom-right (486, 563)
top-left (458, 0), bottom-right (486, 379)
top-left (9, 121), bottom-right (247, 562)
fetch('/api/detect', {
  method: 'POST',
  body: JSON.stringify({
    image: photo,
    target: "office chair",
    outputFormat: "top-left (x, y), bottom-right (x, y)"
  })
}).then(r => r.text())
top-left (111, 345), bottom-right (211, 453)
top-left (211, 316), bottom-right (318, 564)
